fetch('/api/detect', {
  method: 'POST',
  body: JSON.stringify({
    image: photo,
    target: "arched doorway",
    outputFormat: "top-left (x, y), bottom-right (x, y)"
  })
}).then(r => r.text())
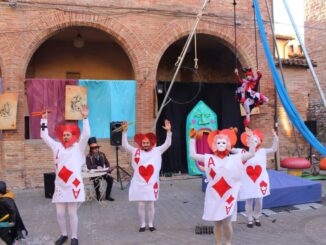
top-left (26, 26), bottom-right (134, 80)
top-left (24, 26), bottom-right (135, 140)
top-left (156, 34), bottom-right (244, 174)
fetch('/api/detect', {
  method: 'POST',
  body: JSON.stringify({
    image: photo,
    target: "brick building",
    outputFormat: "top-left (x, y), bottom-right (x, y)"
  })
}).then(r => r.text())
top-left (0, 0), bottom-right (312, 189)
top-left (305, 0), bottom-right (326, 149)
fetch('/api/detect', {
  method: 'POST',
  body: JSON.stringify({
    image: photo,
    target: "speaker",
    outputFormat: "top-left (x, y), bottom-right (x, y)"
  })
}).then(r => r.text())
top-left (43, 172), bottom-right (55, 199)
top-left (305, 120), bottom-right (317, 136)
top-left (110, 121), bottom-right (122, 146)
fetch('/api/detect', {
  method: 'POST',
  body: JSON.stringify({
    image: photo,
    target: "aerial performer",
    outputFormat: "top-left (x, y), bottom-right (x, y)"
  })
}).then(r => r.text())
top-left (235, 68), bottom-right (269, 126)
top-left (189, 127), bottom-right (255, 245)
top-left (121, 120), bottom-right (172, 232)
top-left (40, 105), bottom-right (90, 245)
top-left (235, 128), bottom-right (278, 228)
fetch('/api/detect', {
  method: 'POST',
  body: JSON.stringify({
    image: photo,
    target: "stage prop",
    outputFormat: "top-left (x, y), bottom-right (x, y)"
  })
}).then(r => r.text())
top-left (65, 85), bottom-right (87, 120)
top-left (202, 170), bottom-right (322, 211)
top-left (0, 92), bottom-right (18, 130)
top-left (320, 158), bottom-right (326, 170)
top-left (186, 100), bottom-right (217, 175)
top-left (240, 104), bottom-right (260, 116)
top-left (156, 82), bottom-right (243, 174)
top-left (281, 158), bottom-right (311, 177)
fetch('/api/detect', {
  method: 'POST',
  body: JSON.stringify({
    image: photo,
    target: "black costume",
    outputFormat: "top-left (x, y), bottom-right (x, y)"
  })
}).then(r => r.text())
top-left (86, 137), bottom-right (114, 201)
top-left (0, 181), bottom-right (27, 245)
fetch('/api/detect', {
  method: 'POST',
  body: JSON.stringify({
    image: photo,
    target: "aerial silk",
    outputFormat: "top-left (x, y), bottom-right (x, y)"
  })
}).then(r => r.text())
top-left (253, 0), bottom-right (326, 156)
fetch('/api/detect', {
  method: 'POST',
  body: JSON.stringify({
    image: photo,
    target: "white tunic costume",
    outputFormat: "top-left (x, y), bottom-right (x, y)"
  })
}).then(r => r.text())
top-left (122, 132), bottom-right (172, 201)
top-left (40, 118), bottom-right (90, 203)
top-left (190, 138), bottom-right (245, 221)
top-left (202, 153), bottom-right (244, 221)
top-left (239, 148), bottom-right (270, 200)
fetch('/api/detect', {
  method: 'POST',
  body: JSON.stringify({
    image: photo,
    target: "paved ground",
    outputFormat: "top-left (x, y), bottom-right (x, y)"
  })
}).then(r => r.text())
top-left (6, 177), bottom-right (326, 245)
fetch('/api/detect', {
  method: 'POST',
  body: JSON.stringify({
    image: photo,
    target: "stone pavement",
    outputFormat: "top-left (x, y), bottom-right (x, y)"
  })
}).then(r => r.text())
top-left (7, 177), bottom-right (326, 245)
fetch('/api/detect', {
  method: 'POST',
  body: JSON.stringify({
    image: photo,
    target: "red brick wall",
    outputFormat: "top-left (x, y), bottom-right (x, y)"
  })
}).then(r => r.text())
top-left (305, 0), bottom-right (326, 147)
top-left (0, 0), bottom-right (292, 189)
top-left (276, 67), bottom-right (310, 162)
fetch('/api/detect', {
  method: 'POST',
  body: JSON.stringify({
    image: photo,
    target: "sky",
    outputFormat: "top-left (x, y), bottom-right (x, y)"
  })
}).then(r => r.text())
top-left (273, 0), bottom-right (304, 37)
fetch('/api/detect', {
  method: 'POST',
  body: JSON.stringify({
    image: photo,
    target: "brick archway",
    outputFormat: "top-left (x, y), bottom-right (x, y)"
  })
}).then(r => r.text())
top-left (149, 19), bottom-right (257, 80)
top-left (16, 12), bottom-right (146, 80)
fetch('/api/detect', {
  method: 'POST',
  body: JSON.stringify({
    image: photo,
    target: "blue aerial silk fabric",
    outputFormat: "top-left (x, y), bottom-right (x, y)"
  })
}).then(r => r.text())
top-left (253, 0), bottom-right (326, 156)
top-left (78, 80), bottom-right (136, 139)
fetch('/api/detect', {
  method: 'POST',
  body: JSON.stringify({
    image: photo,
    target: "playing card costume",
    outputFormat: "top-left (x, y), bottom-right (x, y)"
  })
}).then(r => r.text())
top-left (237, 129), bottom-right (278, 227)
top-left (122, 125), bottom-right (172, 232)
top-left (190, 128), bottom-right (255, 244)
top-left (41, 119), bottom-right (90, 203)
top-left (190, 129), bottom-right (246, 221)
top-left (122, 132), bottom-right (172, 202)
top-left (235, 68), bottom-right (269, 126)
top-left (40, 116), bottom-right (90, 245)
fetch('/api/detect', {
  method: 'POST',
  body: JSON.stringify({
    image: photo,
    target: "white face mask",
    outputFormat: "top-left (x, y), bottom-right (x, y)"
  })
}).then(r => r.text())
top-left (216, 138), bottom-right (227, 152)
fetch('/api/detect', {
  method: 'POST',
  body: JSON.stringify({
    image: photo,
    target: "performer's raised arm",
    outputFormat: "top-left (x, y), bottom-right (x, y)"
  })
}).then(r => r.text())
top-left (121, 121), bottom-right (136, 153)
top-left (241, 128), bottom-right (256, 162)
top-left (265, 129), bottom-right (279, 154)
top-left (189, 129), bottom-right (205, 163)
top-left (40, 112), bottom-right (58, 152)
top-left (78, 105), bottom-right (91, 151)
top-left (157, 120), bottom-right (172, 154)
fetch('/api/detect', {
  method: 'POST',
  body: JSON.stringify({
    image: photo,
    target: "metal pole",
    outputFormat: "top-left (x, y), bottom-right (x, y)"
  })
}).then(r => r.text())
top-left (153, 0), bottom-right (211, 130)
top-left (283, 0), bottom-right (326, 108)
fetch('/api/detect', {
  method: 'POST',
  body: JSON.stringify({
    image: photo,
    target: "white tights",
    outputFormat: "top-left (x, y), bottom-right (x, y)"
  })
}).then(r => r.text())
top-left (214, 217), bottom-right (233, 245)
top-left (56, 203), bottom-right (79, 239)
top-left (138, 201), bottom-right (155, 228)
top-left (245, 198), bottom-right (263, 222)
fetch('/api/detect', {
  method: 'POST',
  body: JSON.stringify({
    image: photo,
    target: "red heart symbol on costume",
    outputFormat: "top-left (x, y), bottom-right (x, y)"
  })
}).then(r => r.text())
top-left (139, 164), bottom-right (154, 183)
top-left (134, 157), bottom-right (140, 164)
top-left (246, 165), bottom-right (262, 183)
top-left (260, 180), bottom-right (268, 195)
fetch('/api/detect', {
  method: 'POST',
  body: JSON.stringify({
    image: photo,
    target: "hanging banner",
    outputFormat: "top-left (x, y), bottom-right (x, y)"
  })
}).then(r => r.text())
top-left (65, 85), bottom-right (87, 120)
top-left (78, 80), bottom-right (136, 138)
top-left (0, 93), bottom-right (19, 130)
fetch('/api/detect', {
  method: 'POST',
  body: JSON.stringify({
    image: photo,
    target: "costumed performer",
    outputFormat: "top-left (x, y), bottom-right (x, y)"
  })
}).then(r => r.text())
top-left (121, 120), bottom-right (172, 232)
top-left (236, 128), bottom-right (278, 228)
top-left (40, 105), bottom-right (90, 245)
top-left (235, 68), bottom-right (269, 126)
top-left (189, 127), bottom-right (255, 245)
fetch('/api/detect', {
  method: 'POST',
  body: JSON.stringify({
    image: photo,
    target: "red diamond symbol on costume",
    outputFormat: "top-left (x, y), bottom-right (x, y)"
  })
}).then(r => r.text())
top-left (209, 169), bottom-right (216, 179)
top-left (226, 195), bottom-right (234, 204)
top-left (58, 166), bottom-right (73, 183)
top-left (72, 178), bottom-right (80, 188)
top-left (212, 177), bottom-right (231, 198)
